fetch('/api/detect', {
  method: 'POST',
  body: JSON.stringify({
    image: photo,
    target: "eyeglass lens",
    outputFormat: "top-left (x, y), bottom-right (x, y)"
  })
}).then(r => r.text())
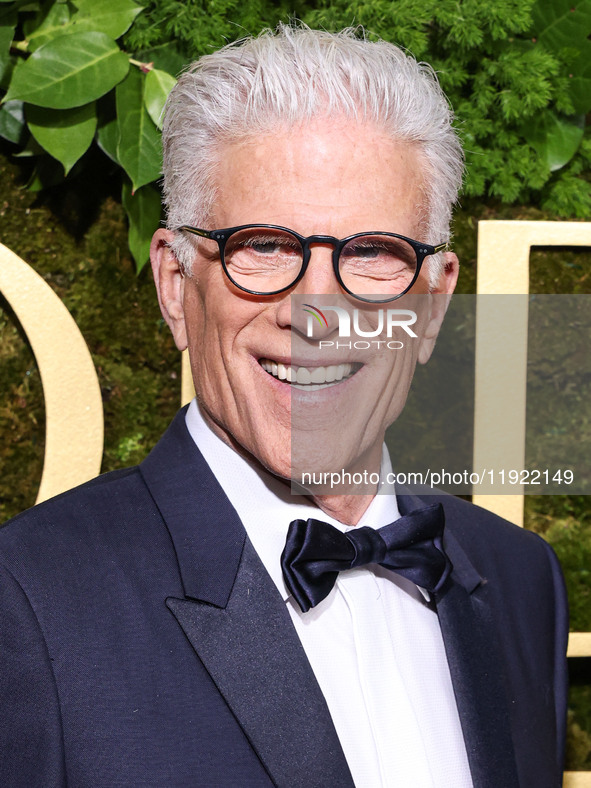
top-left (223, 227), bottom-right (418, 299)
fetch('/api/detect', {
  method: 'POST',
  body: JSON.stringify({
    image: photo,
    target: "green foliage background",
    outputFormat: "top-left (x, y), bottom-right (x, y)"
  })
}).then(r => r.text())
top-left (1, 0), bottom-right (590, 266)
top-left (1, 0), bottom-right (590, 771)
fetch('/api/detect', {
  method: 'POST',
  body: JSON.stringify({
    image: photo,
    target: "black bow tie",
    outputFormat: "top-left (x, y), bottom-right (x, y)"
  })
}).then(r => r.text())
top-left (281, 503), bottom-right (452, 612)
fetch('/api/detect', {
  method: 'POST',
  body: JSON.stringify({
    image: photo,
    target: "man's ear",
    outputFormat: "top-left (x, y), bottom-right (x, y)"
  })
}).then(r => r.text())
top-left (150, 228), bottom-right (188, 351)
top-left (417, 251), bottom-right (459, 365)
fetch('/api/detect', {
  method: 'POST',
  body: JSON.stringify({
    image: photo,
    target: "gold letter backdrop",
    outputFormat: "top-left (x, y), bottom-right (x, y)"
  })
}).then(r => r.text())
top-left (0, 242), bottom-right (103, 504)
top-left (473, 221), bottom-right (591, 787)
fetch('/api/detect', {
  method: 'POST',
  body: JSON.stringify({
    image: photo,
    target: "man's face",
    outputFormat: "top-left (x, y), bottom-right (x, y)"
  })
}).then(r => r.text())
top-left (151, 119), bottom-right (457, 481)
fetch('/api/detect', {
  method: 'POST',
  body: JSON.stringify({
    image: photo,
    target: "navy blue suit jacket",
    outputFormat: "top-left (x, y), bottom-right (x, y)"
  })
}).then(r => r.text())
top-left (0, 409), bottom-right (568, 787)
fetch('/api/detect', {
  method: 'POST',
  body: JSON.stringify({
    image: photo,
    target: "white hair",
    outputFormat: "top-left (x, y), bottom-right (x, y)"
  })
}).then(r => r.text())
top-left (162, 24), bottom-right (464, 279)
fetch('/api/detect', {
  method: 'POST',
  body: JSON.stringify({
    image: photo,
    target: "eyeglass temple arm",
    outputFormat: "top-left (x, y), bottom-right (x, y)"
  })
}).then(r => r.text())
top-left (175, 226), bottom-right (213, 238)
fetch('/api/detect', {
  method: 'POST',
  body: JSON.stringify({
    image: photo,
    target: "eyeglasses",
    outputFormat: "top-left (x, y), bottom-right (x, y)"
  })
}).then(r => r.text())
top-left (176, 224), bottom-right (448, 303)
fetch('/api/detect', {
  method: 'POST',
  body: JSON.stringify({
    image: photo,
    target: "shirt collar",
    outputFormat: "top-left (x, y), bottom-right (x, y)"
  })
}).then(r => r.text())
top-left (185, 399), bottom-right (404, 602)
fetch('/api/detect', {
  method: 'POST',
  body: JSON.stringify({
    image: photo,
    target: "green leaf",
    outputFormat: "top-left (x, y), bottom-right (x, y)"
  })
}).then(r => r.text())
top-left (97, 117), bottom-right (119, 163)
top-left (568, 41), bottom-right (591, 115)
top-left (4, 31), bottom-right (129, 109)
top-left (26, 153), bottom-right (65, 191)
top-left (522, 111), bottom-right (585, 172)
top-left (0, 4), bottom-right (16, 24)
top-left (136, 44), bottom-right (186, 79)
top-left (0, 99), bottom-right (25, 144)
top-left (14, 138), bottom-right (45, 160)
top-left (0, 20), bottom-right (14, 82)
top-left (531, 0), bottom-right (591, 49)
top-left (116, 66), bottom-right (161, 191)
top-left (26, 101), bottom-right (96, 174)
top-left (122, 180), bottom-right (162, 272)
top-left (71, 0), bottom-right (142, 40)
top-left (25, 1), bottom-right (72, 51)
top-left (144, 68), bottom-right (176, 129)
top-left (25, 0), bottom-right (142, 50)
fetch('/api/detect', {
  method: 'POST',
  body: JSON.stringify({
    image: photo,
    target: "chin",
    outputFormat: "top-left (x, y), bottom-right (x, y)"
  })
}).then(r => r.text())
top-left (238, 425), bottom-right (293, 482)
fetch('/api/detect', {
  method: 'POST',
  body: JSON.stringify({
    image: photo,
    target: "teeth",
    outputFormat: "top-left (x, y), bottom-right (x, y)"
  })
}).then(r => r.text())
top-left (259, 359), bottom-right (356, 388)
top-left (296, 367), bottom-right (311, 385)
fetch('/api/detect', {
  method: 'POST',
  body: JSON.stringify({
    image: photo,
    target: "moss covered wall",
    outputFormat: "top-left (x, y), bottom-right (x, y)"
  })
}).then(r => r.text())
top-left (0, 150), bottom-right (180, 519)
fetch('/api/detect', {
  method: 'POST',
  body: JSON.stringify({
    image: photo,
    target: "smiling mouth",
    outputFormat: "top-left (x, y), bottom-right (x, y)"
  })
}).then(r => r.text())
top-left (259, 358), bottom-right (362, 390)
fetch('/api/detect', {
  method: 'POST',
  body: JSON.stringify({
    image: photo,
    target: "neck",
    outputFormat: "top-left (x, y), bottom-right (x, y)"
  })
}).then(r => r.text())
top-left (196, 400), bottom-right (384, 526)
top-left (310, 492), bottom-right (376, 525)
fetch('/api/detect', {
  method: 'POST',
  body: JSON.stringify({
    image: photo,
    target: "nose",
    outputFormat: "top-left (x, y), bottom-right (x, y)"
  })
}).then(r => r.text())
top-left (296, 241), bottom-right (341, 296)
top-left (277, 243), bottom-right (342, 336)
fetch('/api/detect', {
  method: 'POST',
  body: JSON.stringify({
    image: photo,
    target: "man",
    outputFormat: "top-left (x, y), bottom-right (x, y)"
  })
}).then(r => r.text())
top-left (0, 26), bottom-right (567, 787)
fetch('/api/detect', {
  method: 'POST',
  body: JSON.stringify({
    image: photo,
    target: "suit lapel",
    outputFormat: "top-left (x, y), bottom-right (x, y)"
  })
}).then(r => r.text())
top-left (167, 539), bottom-right (354, 788)
top-left (140, 410), bottom-right (354, 788)
top-left (398, 492), bottom-right (520, 788)
top-left (435, 574), bottom-right (520, 788)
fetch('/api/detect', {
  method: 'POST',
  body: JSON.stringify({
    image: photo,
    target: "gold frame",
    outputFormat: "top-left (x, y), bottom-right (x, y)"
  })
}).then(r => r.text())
top-left (472, 221), bottom-right (591, 787)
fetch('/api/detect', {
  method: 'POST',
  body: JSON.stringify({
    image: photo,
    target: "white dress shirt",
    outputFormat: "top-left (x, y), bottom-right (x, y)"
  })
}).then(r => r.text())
top-left (185, 399), bottom-right (472, 788)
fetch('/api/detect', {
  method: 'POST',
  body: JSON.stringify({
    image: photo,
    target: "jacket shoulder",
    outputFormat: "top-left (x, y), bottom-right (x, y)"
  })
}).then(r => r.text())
top-left (1, 465), bottom-right (142, 532)
top-left (430, 491), bottom-right (552, 557)
top-left (417, 491), bottom-right (565, 602)
top-left (0, 467), bottom-right (166, 587)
